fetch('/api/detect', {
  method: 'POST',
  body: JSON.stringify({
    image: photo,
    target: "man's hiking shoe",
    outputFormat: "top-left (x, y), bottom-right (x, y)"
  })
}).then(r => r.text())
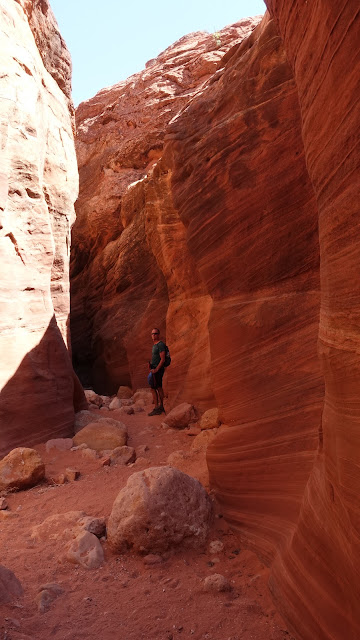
top-left (148, 407), bottom-right (161, 416)
top-left (148, 406), bottom-right (166, 416)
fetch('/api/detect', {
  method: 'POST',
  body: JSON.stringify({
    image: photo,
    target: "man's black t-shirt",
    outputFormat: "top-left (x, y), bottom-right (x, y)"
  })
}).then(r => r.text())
top-left (151, 341), bottom-right (165, 368)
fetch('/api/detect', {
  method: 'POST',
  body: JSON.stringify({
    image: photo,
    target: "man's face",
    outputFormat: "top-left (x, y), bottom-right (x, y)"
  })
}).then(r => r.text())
top-left (151, 330), bottom-right (159, 342)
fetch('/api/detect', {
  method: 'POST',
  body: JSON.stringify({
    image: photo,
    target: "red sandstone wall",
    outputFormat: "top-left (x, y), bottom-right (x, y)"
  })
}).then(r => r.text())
top-left (72, 7), bottom-right (359, 639)
top-left (0, 0), bottom-right (85, 456)
top-left (261, 2), bottom-right (359, 638)
top-left (71, 18), bottom-right (260, 399)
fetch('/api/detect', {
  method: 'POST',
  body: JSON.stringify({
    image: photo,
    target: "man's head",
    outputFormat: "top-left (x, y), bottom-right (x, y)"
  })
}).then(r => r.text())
top-left (151, 328), bottom-right (160, 342)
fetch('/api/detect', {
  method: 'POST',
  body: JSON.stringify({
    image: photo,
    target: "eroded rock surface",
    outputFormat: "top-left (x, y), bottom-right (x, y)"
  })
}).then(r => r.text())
top-left (253, 2), bottom-right (360, 639)
top-left (71, 18), bottom-right (261, 398)
top-left (71, 6), bottom-right (359, 640)
top-left (0, 0), bottom-right (84, 456)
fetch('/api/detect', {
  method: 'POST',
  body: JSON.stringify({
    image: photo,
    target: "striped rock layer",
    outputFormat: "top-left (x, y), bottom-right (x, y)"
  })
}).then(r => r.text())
top-left (72, 7), bottom-right (360, 640)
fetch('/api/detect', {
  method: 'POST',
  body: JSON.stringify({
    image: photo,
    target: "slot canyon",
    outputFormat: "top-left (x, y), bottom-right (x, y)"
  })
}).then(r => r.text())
top-left (0, 1), bottom-right (359, 639)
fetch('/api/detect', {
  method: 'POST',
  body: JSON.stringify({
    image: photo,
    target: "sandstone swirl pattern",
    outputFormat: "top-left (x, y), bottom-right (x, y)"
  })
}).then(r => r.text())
top-left (72, 8), bottom-right (359, 640)
top-left (0, 0), bottom-right (84, 456)
top-left (257, 2), bottom-right (360, 639)
top-left (71, 18), bottom-right (260, 402)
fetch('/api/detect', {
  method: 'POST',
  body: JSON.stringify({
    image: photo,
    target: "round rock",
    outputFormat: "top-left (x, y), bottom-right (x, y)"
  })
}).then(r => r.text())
top-left (204, 573), bottom-right (231, 592)
top-left (107, 466), bottom-right (212, 554)
top-left (0, 448), bottom-right (45, 491)
top-left (162, 403), bottom-right (198, 429)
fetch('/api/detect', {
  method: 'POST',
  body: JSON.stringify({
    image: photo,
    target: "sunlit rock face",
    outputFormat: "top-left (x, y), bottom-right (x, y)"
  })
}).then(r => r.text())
top-left (0, 0), bottom-right (83, 456)
top-left (71, 18), bottom-right (261, 398)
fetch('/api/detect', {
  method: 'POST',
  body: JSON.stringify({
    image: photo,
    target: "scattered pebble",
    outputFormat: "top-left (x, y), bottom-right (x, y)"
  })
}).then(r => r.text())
top-left (65, 468), bottom-right (80, 482)
top-left (208, 540), bottom-right (224, 554)
top-left (204, 574), bottom-right (231, 593)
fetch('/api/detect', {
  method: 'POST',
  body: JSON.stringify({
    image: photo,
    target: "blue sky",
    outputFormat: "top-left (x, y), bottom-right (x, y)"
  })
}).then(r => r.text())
top-left (50, 0), bottom-right (266, 106)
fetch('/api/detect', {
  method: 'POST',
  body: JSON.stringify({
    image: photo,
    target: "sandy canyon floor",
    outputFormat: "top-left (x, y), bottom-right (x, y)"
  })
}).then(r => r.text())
top-left (0, 404), bottom-right (295, 640)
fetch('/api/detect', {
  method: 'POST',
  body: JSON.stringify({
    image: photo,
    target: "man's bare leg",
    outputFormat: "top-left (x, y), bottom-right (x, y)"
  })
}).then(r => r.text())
top-left (157, 387), bottom-right (164, 411)
top-left (151, 388), bottom-right (158, 406)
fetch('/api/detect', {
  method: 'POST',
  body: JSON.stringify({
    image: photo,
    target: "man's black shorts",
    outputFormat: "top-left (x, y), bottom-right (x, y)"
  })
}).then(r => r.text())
top-left (150, 367), bottom-right (164, 390)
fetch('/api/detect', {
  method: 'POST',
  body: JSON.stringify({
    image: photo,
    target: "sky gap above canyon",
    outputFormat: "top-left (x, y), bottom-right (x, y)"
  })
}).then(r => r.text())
top-left (50, 0), bottom-right (265, 105)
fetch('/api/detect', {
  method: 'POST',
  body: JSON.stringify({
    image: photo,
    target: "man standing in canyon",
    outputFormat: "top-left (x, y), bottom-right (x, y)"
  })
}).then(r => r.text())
top-left (148, 328), bottom-right (166, 416)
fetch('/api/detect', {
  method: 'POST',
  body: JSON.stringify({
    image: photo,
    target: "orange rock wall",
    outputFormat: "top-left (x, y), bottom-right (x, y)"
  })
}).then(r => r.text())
top-left (0, 0), bottom-right (85, 457)
top-left (261, 2), bottom-right (359, 638)
top-left (72, 8), bottom-right (360, 639)
top-left (71, 19), bottom-right (260, 399)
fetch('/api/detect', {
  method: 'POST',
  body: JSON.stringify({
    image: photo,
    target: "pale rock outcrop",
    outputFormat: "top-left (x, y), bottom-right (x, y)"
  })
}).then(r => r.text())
top-left (0, 0), bottom-right (84, 456)
top-left (0, 564), bottom-right (23, 603)
top-left (0, 447), bottom-right (45, 491)
top-left (107, 466), bottom-right (212, 553)
top-left (73, 421), bottom-right (127, 451)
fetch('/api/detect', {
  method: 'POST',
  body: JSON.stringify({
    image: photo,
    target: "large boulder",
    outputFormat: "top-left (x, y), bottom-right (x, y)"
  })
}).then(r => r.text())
top-left (107, 466), bottom-right (212, 554)
top-left (162, 403), bottom-right (198, 430)
top-left (0, 448), bottom-right (45, 491)
top-left (0, 565), bottom-right (23, 603)
top-left (73, 422), bottom-right (127, 451)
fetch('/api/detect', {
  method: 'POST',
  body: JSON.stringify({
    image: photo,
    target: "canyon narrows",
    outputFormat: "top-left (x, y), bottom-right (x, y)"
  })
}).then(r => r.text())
top-left (0, 1), bottom-right (359, 639)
